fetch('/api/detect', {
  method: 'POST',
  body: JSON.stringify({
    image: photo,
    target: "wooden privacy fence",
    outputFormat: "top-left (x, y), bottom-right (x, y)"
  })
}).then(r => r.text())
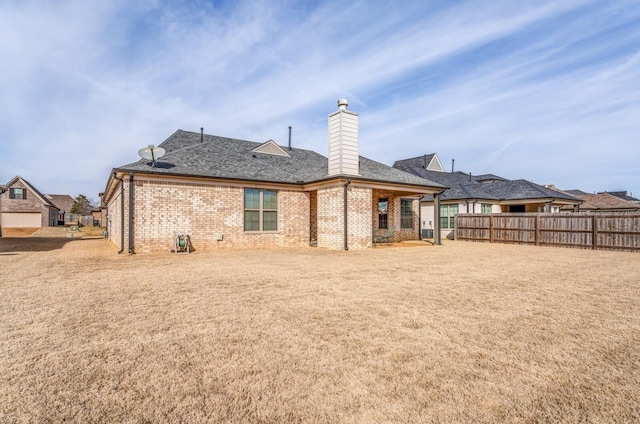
top-left (455, 213), bottom-right (640, 252)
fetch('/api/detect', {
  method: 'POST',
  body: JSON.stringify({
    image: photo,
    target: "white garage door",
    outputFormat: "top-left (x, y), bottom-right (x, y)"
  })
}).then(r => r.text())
top-left (0, 212), bottom-right (42, 228)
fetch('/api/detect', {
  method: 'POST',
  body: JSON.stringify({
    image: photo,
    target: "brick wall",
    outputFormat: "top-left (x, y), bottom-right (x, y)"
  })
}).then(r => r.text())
top-left (316, 184), bottom-right (372, 250)
top-left (372, 190), bottom-right (420, 242)
top-left (347, 185), bottom-right (373, 249)
top-left (104, 175), bottom-right (421, 253)
top-left (316, 185), bottom-right (344, 250)
top-left (129, 178), bottom-right (310, 253)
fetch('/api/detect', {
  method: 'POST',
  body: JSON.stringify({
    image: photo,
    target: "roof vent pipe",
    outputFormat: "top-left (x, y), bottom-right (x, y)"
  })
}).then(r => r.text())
top-left (452, 159), bottom-right (455, 173)
top-left (200, 127), bottom-right (204, 143)
top-left (288, 126), bottom-right (292, 150)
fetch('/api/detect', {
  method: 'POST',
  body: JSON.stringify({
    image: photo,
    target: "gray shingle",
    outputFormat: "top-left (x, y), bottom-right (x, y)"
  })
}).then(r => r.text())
top-left (393, 159), bottom-right (580, 202)
top-left (115, 130), bottom-right (445, 189)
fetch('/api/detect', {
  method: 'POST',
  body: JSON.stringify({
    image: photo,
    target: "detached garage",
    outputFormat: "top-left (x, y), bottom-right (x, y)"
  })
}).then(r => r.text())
top-left (0, 176), bottom-right (58, 230)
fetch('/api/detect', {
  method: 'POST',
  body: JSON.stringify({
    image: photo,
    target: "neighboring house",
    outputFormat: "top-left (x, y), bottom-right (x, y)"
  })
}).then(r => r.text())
top-left (102, 99), bottom-right (446, 253)
top-left (393, 154), bottom-right (582, 238)
top-left (45, 194), bottom-right (75, 225)
top-left (91, 207), bottom-right (106, 227)
top-left (0, 176), bottom-right (59, 229)
top-left (604, 191), bottom-right (639, 204)
top-left (559, 192), bottom-right (640, 213)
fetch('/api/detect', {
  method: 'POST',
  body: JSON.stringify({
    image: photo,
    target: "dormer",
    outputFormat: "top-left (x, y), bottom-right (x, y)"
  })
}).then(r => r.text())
top-left (252, 140), bottom-right (290, 157)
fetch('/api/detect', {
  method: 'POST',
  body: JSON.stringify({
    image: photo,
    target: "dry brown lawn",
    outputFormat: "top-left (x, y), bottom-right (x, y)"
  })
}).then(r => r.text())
top-left (1, 237), bottom-right (639, 423)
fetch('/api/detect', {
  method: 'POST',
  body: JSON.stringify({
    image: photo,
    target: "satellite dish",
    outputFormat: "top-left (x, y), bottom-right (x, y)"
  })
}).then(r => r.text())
top-left (138, 145), bottom-right (166, 167)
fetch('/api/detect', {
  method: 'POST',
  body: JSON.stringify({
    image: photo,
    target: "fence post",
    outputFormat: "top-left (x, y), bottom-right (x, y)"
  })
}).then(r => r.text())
top-left (592, 215), bottom-right (598, 250)
top-left (489, 215), bottom-right (494, 243)
top-left (535, 214), bottom-right (540, 246)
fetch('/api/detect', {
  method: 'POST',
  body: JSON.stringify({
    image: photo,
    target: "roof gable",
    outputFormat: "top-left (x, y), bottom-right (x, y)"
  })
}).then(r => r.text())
top-left (426, 154), bottom-right (445, 172)
top-left (3, 175), bottom-right (57, 208)
top-left (393, 154), bottom-right (446, 173)
top-left (252, 140), bottom-right (290, 157)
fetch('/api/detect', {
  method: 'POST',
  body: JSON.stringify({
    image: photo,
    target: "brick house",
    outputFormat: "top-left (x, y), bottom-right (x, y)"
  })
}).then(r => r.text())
top-left (45, 194), bottom-right (75, 225)
top-left (559, 191), bottom-right (640, 213)
top-left (0, 176), bottom-right (59, 230)
top-left (102, 99), bottom-right (446, 253)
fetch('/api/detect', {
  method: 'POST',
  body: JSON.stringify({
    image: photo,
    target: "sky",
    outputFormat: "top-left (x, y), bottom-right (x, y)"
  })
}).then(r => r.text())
top-left (1, 0), bottom-right (639, 202)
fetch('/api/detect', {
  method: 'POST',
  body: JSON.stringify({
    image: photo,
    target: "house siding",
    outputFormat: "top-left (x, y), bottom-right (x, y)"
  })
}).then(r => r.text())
top-left (106, 185), bottom-right (124, 249)
top-left (127, 178), bottom-right (310, 253)
top-left (328, 109), bottom-right (359, 176)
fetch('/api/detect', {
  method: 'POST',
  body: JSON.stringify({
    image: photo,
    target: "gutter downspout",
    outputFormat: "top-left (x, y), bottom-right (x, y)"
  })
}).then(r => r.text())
top-left (418, 196), bottom-right (422, 240)
top-left (128, 172), bottom-right (134, 254)
top-left (113, 172), bottom-right (125, 254)
top-left (344, 179), bottom-right (351, 251)
top-left (0, 186), bottom-right (6, 238)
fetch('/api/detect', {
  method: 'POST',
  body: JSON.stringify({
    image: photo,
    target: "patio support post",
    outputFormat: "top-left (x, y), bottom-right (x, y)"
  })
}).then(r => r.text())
top-left (434, 191), bottom-right (442, 245)
top-left (343, 179), bottom-right (351, 250)
top-left (0, 185), bottom-right (5, 237)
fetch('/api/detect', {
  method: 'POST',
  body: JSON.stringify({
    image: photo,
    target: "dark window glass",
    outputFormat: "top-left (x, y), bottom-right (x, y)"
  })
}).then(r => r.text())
top-left (378, 198), bottom-right (388, 229)
top-left (400, 199), bottom-right (413, 229)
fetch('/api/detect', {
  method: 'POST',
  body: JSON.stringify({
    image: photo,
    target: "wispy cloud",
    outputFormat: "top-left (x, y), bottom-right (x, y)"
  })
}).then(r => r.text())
top-left (0, 0), bottom-right (638, 198)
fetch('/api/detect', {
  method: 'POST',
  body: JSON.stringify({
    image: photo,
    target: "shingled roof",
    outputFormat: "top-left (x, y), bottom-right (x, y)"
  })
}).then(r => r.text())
top-left (604, 191), bottom-right (640, 203)
top-left (45, 194), bottom-right (75, 212)
top-left (114, 130), bottom-right (445, 189)
top-left (3, 176), bottom-right (58, 208)
top-left (565, 192), bottom-right (640, 211)
top-left (393, 156), bottom-right (580, 203)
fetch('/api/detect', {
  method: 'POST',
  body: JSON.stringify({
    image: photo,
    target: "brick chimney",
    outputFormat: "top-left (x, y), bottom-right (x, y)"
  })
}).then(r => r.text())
top-left (328, 98), bottom-right (359, 176)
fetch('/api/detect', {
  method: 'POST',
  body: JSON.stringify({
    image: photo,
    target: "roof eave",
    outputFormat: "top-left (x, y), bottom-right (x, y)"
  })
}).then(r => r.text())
top-left (109, 168), bottom-right (447, 194)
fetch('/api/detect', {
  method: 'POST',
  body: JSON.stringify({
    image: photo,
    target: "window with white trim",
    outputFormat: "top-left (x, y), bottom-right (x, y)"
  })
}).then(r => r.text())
top-left (439, 204), bottom-right (458, 229)
top-left (481, 203), bottom-right (492, 214)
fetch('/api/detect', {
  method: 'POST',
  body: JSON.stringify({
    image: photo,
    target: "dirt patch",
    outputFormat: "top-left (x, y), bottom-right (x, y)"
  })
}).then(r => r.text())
top-left (0, 227), bottom-right (39, 237)
top-left (1, 238), bottom-right (638, 422)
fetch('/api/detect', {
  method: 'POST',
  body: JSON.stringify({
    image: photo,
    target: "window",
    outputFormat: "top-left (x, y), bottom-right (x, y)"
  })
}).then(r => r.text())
top-left (400, 199), bottom-right (413, 229)
top-left (378, 198), bottom-right (388, 229)
top-left (9, 188), bottom-right (26, 199)
top-left (509, 204), bottom-right (526, 213)
top-left (481, 203), bottom-right (492, 214)
top-left (244, 189), bottom-right (278, 231)
top-left (439, 204), bottom-right (458, 229)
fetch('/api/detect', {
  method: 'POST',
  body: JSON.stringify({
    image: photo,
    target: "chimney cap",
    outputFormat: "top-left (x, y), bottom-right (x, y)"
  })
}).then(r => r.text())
top-left (337, 98), bottom-right (348, 110)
